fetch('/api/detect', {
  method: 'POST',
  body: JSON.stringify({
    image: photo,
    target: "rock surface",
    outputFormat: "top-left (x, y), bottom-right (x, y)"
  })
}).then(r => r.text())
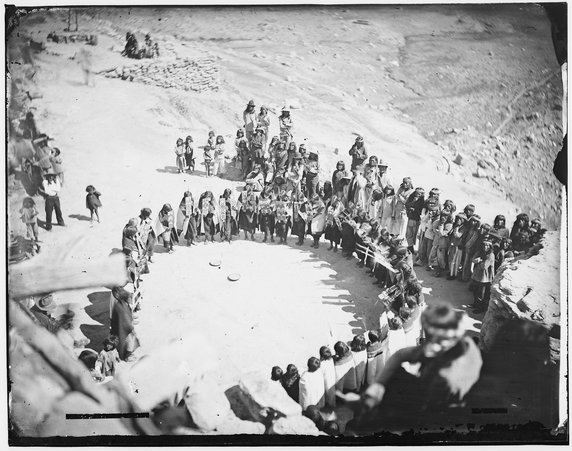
top-left (184, 380), bottom-right (232, 432)
top-left (236, 373), bottom-right (302, 423)
top-left (480, 231), bottom-right (560, 363)
top-left (269, 415), bottom-right (324, 435)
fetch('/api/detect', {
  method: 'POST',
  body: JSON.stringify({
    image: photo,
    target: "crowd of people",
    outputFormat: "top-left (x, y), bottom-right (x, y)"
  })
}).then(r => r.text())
top-left (9, 94), bottom-right (548, 434)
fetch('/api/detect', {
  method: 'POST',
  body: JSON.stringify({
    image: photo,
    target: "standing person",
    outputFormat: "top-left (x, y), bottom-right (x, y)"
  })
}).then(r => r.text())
top-left (245, 164), bottom-right (265, 192)
top-left (38, 173), bottom-right (65, 231)
top-left (510, 213), bottom-right (530, 242)
top-left (299, 357), bottom-right (326, 410)
top-left (494, 238), bottom-right (514, 273)
top-left (292, 195), bottom-right (308, 246)
top-left (250, 128), bottom-right (266, 166)
top-left (491, 214), bottom-right (510, 243)
top-left (414, 210), bottom-right (438, 267)
top-left (235, 129), bottom-right (248, 168)
top-left (405, 188), bottom-right (425, 254)
top-left (279, 107), bottom-right (294, 147)
top-left (351, 335), bottom-right (368, 392)
top-left (324, 196), bottom-right (343, 251)
top-left (308, 193), bottom-right (326, 249)
top-left (334, 341), bottom-right (358, 393)
top-left (394, 177), bottom-right (414, 239)
top-left (379, 185), bottom-right (396, 231)
top-left (347, 165), bottom-right (368, 210)
top-left (207, 131), bottom-right (216, 149)
top-left (281, 364), bottom-right (301, 402)
top-left (176, 191), bottom-right (198, 246)
top-left (184, 135), bottom-right (195, 173)
top-left (85, 185), bottom-right (102, 225)
top-left (237, 140), bottom-right (251, 179)
top-left (137, 208), bottom-right (156, 263)
top-left (213, 135), bottom-right (227, 178)
top-left (50, 148), bottom-right (64, 187)
top-left (331, 161), bottom-right (349, 199)
top-left (286, 142), bottom-right (298, 169)
top-left (76, 47), bottom-right (94, 86)
top-left (243, 100), bottom-right (257, 144)
top-left (203, 145), bottom-right (213, 177)
top-left (156, 204), bottom-right (178, 253)
top-left (366, 330), bottom-right (388, 387)
top-left (258, 188), bottom-right (276, 243)
top-left (20, 197), bottom-right (40, 244)
top-left (110, 287), bottom-right (139, 362)
top-left (273, 141), bottom-right (289, 181)
top-left (174, 138), bottom-right (186, 174)
top-left (238, 184), bottom-right (258, 240)
top-left (219, 188), bottom-right (239, 243)
top-left (349, 136), bottom-right (368, 172)
top-left (461, 214), bottom-right (482, 281)
top-left (431, 212), bottom-right (454, 276)
top-left (257, 105), bottom-right (271, 153)
top-left (447, 213), bottom-right (467, 280)
top-left (98, 336), bottom-right (121, 378)
top-left (319, 346), bottom-right (337, 408)
top-left (271, 366), bottom-right (284, 382)
top-left (197, 191), bottom-right (218, 244)
top-left (305, 150), bottom-right (320, 198)
top-left (471, 240), bottom-right (495, 313)
top-left (274, 194), bottom-right (291, 245)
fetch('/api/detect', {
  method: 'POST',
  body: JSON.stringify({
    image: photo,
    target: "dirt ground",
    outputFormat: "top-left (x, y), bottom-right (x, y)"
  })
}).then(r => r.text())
top-left (6, 5), bottom-right (562, 433)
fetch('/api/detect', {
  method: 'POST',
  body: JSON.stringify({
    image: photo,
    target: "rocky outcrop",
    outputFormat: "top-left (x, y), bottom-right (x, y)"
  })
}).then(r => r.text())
top-left (101, 58), bottom-right (219, 93)
top-left (480, 231), bottom-right (561, 364)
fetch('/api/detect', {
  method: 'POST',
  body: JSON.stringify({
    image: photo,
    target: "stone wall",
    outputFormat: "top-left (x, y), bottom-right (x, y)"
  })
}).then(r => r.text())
top-left (101, 57), bottom-right (220, 93)
top-left (479, 231), bottom-right (561, 364)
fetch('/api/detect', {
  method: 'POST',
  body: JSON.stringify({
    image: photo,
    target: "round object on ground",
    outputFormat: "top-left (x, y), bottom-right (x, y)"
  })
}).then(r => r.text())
top-left (228, 273), bottom-right (241, 282)
top-left (209, 259), bottom-right (221, 267)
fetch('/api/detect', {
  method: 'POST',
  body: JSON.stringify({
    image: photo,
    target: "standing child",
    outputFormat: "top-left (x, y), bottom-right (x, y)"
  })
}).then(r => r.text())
top-left (184, 135), bottom-right (195, 173)
top-left (175, 138), bottom-right (185, 174)
top-left (213, 135), bottom-right (227, 178)
top-left (20, 197), bottom-right (40, 246)
top-left (85, 185), bottom-right (102, 225)
top-left (98, 335), bottom-right (121, 378)
top-left (203, 145), bottom-right (213, 177)
top-left (274, 194), bottom-right (291, 244)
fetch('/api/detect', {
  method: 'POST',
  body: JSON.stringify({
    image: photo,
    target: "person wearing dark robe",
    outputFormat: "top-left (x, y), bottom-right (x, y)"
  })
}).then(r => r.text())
top-left (85, 184), bottom-right (102, 224)
top-left (405, 188), bottom-right (425, 254)
top-left (447, 213), bottom-right (467, 280)
top-left (122, 32), bottom-right (139, 58)
top-left (494, 237), bottom-right (514, 273)
top-left (184, 135), bottom-right (195, 172)
top-left (238, 184), bottom-right (258, 240)
top-left (250, 128), bottom-right (265, 166)
top-left (331, 160), bottom-right (349, 199)
top-left (460, 214), bottom-right (482, 281)
top-left (348, 302), bottom-right (482, 434)
top-left (292, 194), bottom-right (308, 246)
top-left (197, 191), bottom-right (218, 243)
top-left (281, 364), bottom-right (300, 402)
top-left (258, 188), bottom-right (276, 243)
top-left (176, 191), bottom-right (198, 246)
top-left (274, 194), bottom-right (292, 245)
top-left (219, 188), bottom-right (239, 243)
top-left (271, 366), bottom-right (284, 382)
top-left (349, 136), bottom-right (368, 171)
top-left (243, 100), bottom-right (257, 144)
top-left (510, 213), bottom-right (530, 242)
top-left (324, 196), bottom-right (343, 251)
top-left (110, 287), bottom-right (139, 361)
top-left (341, 205), bottom-right (359, 258)
top-left (237, 140), bottom-right (251, 179)
top-left (528, 217), bottom-right (544, 246)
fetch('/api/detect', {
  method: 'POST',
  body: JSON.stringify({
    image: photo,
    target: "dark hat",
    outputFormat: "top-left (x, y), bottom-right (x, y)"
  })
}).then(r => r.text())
top-left (140, 207), bottom-right (152, 217)
top-left (248, 99), bottom-right (255, 106)
top-left (355, 135), bottom-right (364, 142)
top-left (35, 293), bottom-right (56, 312)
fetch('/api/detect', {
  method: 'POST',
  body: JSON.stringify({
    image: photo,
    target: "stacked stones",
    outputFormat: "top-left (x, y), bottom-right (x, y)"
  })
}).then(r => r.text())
top-left (102, 57), bottom-right (220, 93)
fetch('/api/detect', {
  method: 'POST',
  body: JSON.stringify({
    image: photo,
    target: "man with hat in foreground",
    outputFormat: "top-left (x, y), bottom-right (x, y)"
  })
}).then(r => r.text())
top-left (345, 301), bottom-right (482, 433)
top-left (38, 172), bottom-right (65, 231)
top-left (30, 293), bottom-right (74, 334)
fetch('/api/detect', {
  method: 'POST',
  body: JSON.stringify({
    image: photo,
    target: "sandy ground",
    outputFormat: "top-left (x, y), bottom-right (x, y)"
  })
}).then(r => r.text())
top-left (7, 6), bottom-right (551, 411)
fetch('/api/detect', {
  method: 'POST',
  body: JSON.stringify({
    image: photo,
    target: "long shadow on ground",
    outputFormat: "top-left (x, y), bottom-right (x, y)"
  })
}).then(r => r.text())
top-left (80, 290), bottom-right (111, 353)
